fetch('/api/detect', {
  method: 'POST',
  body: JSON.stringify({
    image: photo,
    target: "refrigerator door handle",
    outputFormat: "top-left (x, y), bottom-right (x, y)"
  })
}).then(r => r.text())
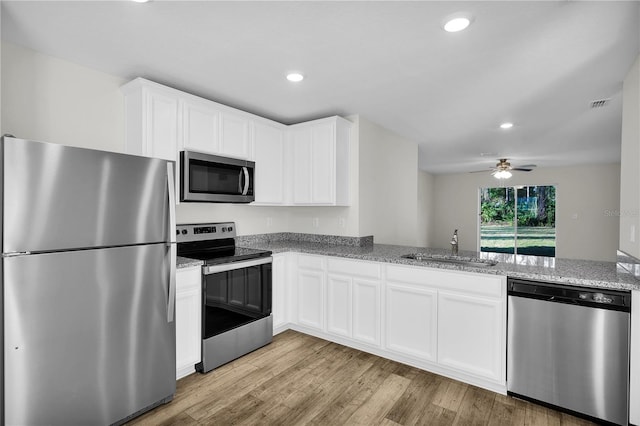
top-left (167, 162), bottom-right (176, 244)
top-left (167, 243), bottom-right (176, 323)
top-left (167, 162), bottom-right (176, 323)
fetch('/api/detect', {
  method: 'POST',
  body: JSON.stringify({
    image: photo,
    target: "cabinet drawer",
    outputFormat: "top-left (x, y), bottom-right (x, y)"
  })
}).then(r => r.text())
top-left (386, 265), bottom-right (504, 298)
top-left (327, 258), bottom-right (381, 279)
top-left (298, 254), bottom-right (325, 270)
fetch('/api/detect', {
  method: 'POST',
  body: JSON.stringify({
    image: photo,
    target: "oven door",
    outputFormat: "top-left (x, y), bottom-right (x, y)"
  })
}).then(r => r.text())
top-left (180, 150), bottom-right (254, 203)
top-left (202, 257), bottom-right (272, 339)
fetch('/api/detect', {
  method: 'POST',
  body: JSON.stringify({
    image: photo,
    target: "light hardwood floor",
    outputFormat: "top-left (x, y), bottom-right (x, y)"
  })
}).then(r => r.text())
top-left (128, 330), bottom-right (594, 426)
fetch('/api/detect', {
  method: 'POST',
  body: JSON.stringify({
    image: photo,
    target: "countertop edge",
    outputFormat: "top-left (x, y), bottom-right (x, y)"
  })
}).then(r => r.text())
top-left (239, 243), bottom-right (640, 292)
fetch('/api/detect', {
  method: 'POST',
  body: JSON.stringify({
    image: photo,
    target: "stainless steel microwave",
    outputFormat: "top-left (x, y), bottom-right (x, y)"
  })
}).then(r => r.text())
top-left (180, 151), bottom-right (254, 203)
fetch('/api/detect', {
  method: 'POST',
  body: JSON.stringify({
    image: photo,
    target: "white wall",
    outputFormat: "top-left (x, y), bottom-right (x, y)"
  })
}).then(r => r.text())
top-left (432, 164), bottom-right (621, 261)
top-left (1, 42), bottom-right (126, 152)
top-left (417, 170), bottom-right (435, 247)
top-left (358, 117), bottom-right (419, 246)
top-left (619, 55), bottom-right (640, 258)
top-left (0, 42), bottom-right (374, 238)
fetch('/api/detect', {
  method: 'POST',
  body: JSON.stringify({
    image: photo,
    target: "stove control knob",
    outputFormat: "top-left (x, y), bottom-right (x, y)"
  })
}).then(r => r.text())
top-left (228, 226), bottom-right (233, 232)
top-left (222, 227), bottom-right (227, 232)
top-left (181, 229), bottom-right (188, 235)
top-left (175, 230), bottom-right (180, 236)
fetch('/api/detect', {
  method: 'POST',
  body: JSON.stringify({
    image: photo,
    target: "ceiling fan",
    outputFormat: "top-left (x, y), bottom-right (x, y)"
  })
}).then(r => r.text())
top-left (471, 158), bottom-right (536, 179)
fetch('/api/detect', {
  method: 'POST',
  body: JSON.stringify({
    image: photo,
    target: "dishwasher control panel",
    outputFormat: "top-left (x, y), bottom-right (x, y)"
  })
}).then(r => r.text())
top-left (508, 278), bottom-right (631, 311)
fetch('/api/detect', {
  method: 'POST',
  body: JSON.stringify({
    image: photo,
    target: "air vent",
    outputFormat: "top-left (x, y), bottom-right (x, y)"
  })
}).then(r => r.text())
top-left (590, 99), bottom-right (610, 108)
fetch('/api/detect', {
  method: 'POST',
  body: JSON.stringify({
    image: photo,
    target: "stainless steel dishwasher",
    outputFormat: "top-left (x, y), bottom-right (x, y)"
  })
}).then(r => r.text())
top-left (507, 278), bottom-right (631, 425)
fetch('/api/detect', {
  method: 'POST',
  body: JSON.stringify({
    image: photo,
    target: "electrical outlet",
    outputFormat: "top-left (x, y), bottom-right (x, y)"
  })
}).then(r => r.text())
top-left (312, 217), bottom-right (319, 228)
top-left (266, 217), bottom-right (273, 228)
top-left (339, 217), bottom-right (346, 228)
top-left (631, 225), bottom-right (636, 243)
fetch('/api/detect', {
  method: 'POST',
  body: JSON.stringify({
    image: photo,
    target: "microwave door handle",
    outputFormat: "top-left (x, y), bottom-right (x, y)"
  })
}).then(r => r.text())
top-left (242, 167), bottom-right (250, 195)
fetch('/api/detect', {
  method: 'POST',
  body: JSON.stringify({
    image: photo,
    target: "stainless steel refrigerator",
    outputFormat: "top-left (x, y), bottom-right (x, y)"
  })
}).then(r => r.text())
top-left (1, 136), bottom-right (177, 425)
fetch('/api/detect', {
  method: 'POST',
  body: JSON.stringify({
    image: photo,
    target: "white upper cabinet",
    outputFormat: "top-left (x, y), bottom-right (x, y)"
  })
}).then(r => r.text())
top-left (121, 79), bottom-right (179, 161)
top-left (289, 116), bottom-right (351, 206)
top-left (181, 98), bottom-right (219, 154)
top-left (253, 121), bottom-right (286, 204)
top-left (219, 112), bottom-right (252, 160)
top-left (291, 126), bottom-right (313, 204)
top-left (122, 78), bottom-right (351, 206)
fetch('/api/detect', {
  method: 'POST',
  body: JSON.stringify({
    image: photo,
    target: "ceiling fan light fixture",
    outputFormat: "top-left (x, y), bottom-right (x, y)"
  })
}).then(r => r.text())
top-left (493, 170), bottom-right (512, 179)
top-left (500, 122), bottom-right (514, 129)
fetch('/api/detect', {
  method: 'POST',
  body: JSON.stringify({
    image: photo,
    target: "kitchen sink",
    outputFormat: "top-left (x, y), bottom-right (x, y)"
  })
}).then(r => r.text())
top-left (400, 253), bottom-right (498, 267)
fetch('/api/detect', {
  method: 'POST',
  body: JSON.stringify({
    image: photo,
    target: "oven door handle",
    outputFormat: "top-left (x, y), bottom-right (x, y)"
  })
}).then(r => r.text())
top-left (204, 257), bottom-right (272, 275)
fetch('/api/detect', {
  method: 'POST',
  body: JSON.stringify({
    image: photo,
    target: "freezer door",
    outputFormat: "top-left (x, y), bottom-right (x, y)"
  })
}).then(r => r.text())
top-left (2, 137), bottom-right (172, 253)
top-left (3, 244), bottom-right (176, 426)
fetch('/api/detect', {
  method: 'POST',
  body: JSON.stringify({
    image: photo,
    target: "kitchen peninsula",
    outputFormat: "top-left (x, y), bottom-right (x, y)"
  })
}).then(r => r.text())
top-left (177, 233), bottom-right (639, 400)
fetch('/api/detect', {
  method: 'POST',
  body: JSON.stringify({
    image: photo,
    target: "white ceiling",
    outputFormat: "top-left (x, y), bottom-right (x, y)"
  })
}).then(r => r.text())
top-left (2, 1), bottom-right (639, 174)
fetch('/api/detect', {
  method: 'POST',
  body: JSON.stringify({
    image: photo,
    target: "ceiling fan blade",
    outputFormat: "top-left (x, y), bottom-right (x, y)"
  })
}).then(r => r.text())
top-left (469, 169), bottom-right (494, 173)
top-left (517, 164), bottom-right (537, 168)
top-left (512, 167), bottom-right (534, 172)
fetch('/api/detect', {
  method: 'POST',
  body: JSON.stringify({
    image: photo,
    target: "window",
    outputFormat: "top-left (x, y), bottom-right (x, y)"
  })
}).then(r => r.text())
top-left (479, 185), bottom-right (556, 257)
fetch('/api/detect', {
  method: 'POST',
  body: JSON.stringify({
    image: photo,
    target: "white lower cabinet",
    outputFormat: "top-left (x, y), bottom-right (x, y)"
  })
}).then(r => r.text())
top-left (385, 283), bottom-right (438, 362)
top-left (437, 291), bottom-right (504, 382)
top-left (631, 290), bottom-right (640, 425)
top-left (352, 278), bottom-right (380, 346)
top-left (272, 253), bottom-right (290, 334)
top-left (327, 274), bottom-right (352, 337)
top-left (385, 264), bottom-right (505, 388)
top-left (296, 255), bottom-right (326, 331)
top-left (258, 252), bottom-right (508, 393)
top-left (326, 258), bottom-right (382, 346)
top-left (175, 266), bottom-right (202, 380)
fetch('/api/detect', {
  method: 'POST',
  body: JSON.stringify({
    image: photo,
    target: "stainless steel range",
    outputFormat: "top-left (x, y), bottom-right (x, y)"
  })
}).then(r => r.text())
top-left (176, 222), bottom-right (273, 373)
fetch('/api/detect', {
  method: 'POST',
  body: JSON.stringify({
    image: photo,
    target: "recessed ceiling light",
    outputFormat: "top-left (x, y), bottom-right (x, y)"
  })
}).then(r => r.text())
top-left (286, 73), bottom-right (304, 82)
top-left (443, 17), bottom-right (471, 32)
top-left (500, 122), bottom-right (514, 129)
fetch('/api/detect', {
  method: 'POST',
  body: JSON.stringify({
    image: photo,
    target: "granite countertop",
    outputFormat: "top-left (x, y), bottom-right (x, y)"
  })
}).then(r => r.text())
top-left (177, 256), bottom-right (203, 269)
top-left (235, 239), bottom-right (640, 291)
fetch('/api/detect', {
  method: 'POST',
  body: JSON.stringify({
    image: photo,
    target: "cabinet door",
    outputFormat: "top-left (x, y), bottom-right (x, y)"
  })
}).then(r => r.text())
top-left (182, 99), bottom-right (219, 153)
top-left (176, 267), bottom-right (202, 379)
top-left (145, 90), bottom-right (179, 161)
top-left (291, 127), bottom-right (312, 204)
top-left (219, 112), bottom-right (251, 159)
top-left (272, 254), bottom-right (288, 332)
top-left (327, 274), bottom-right (352, 338)
top-left (297, 269), bottom-right (325, 331)
top-left (385, 283), bottom-right (437, 362)
top-left (353, 278), bottom-right (380, 346)
top-left (311, 122), bottom-right (335, 204)
top-left (437, 291), bottom-right (504, 382)
top-left (254, 122), bottom-right (285, 204)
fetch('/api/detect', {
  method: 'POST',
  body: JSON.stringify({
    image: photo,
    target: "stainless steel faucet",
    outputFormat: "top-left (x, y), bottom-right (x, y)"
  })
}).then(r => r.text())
top-left (450, 229), bottom-right (458, 256)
